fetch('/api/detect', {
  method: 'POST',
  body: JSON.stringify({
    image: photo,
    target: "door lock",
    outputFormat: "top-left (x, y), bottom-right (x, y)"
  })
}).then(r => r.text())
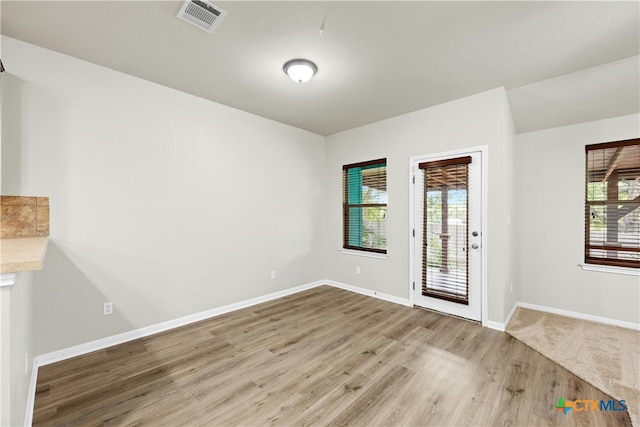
top-left (471, 243), bottom-right (479, 249)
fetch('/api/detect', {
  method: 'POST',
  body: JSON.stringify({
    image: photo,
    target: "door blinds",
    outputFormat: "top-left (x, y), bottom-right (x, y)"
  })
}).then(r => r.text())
top-left (418, 156), bottom-right (471, 304)
top-left (419, 156), bottom-right (471, 304)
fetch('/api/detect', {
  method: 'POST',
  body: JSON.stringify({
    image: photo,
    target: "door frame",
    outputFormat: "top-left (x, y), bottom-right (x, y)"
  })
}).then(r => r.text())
top-left (408, 145), bottom-right (488, 326)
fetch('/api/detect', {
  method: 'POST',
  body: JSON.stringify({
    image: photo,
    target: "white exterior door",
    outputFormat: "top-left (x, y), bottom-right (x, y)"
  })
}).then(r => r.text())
top-left (411, 149), bottom-right (483, 321)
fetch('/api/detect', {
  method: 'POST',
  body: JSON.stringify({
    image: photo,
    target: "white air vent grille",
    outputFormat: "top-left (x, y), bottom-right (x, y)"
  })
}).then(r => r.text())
top-left (177, 0), bottom-right (227, 34)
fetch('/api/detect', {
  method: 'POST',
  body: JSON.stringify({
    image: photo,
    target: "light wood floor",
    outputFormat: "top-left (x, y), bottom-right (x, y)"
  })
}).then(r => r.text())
top-left (34, 286), bottom-right (632, 426)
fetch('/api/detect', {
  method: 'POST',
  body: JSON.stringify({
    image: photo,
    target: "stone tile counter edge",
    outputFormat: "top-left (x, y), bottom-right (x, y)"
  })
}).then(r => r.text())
top-left (0, 236), bottom-right (49, 274)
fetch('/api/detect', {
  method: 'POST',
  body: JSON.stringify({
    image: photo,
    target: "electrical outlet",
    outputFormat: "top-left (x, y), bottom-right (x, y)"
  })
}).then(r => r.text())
top-left (103, 302), bottom-right (113, 316)
top-left (271, 270), bottom-right (276, 280)
top-left (356, 266), bottom-right (361, 274)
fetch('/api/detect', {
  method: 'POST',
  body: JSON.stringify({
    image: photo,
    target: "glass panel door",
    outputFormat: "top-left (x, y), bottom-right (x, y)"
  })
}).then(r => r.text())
top-left (412, 151), bottom-right (482, 321)
top-left (423, 161), bottom-right (469, 304)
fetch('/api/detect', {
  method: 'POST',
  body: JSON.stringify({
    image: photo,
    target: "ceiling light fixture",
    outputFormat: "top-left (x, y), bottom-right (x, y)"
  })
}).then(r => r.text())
top-left (283, 59), bottom-right (317, 83)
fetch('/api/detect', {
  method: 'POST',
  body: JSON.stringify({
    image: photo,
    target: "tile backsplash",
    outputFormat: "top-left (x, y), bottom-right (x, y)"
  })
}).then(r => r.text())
top-left (0, 196), bottom-right (50, 238)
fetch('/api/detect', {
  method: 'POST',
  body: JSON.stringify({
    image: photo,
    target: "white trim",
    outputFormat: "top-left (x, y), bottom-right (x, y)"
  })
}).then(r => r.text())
top-left (325, 280), bottom-right (412, 307)
top-left (408, 145), bottom-right (489, 325)
top-left (504, 302), bottom-right (519, 328)
top-left (579, 263), bottom-right (639, 276)
top-left (408, 157), bottom-right (419, 307)
top-left (480, 147), bottom-right (489, 328)
top-left (36, 281), bottom-right (325, 366)
top-left (23, 280), bottom-right (409, 424)
top-left (481, 302), bottom-right (519, 332)
top-left (408, 156), bottom-right (417, 308)
top-left (340, 249), bottom-right (389, 260)
top-left (24, 358), bottom-right (38, 427)
top-left (25, 282), bottom-right (640, 425)
top-left (484, 320), bottom-right (505, 332)
top-left (26, 282), bottom-right (639, 426)
top-left (517, 302), bottom-right (640, 331)
top-left (0, 273), bottom-right (18, 287)
top-left (35, 280), bottom-right (411, 367)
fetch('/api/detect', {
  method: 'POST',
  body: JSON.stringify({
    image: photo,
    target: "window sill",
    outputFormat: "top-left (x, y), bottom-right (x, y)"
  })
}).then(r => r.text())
top-left (341, 249), bottom-right (388, 260)
top-left (579, 263), bottom-right (639, 276)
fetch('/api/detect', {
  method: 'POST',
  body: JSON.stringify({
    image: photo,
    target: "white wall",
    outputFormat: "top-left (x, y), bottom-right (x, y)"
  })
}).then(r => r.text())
top-left (1, 69), bottom-right (37, 427)
top-left (324, 88), bottom-right (516, 324)
top-left (0, 288), bottom-right (10, 426)
top-left (516, 114), bottom-right (640, 324)
top-left (1, 36), bottom-right (326, 356)
top-left (8, 273), bottom-right (35, 427)
top-left (507, 55), bottom-right (640, 134)
top-left (5, 36), bottom-right (638, 422)
top-left (502, 92), bottom-right (519, 319)
top-left (1, 72), bottom-right (22, 195)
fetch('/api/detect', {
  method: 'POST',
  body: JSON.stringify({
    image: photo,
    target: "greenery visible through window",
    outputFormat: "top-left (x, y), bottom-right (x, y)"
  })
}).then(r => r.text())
top-left (585, 139), bottom-right (640, 269)
top-left (343, 158), bottom-right (387, 254)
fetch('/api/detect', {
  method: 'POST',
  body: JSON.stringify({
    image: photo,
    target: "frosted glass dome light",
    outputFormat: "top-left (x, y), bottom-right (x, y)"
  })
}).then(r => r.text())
top-left (283, 59), bottom-right (318, 83)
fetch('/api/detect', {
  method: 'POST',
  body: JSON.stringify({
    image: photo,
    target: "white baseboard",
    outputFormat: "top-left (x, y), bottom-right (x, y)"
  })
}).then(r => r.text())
top-left (488, 301), bottom-right (639, 333)
top-left (26, 279), bottom-right (413, 424)
top-left (482, 303), bottom-right (517, 332)
top-left (503, 302), bottom-right (519, 329)
top-left (32, 281), bottom-right (638, 425)
top-left (48, 284), bottom-right (595, 370)
top-left (325, 280), bottom-right (412, 307)
top-left (517, 302), bottom-right (640, 331)
top-left (35, 280), bottom-right (412, 367)
top-left (36, 280), bottom-right (325, 367)
top-left (484, 320), bottom-right (505, 332)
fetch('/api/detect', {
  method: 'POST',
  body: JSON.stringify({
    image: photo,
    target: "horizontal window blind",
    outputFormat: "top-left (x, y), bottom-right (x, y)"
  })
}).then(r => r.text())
top-left (585, 138), bottom-right (640, 269)
top-left (419, 156), bottom-right (471, 304)
top-left (343, 158), bottom-right (387, 253)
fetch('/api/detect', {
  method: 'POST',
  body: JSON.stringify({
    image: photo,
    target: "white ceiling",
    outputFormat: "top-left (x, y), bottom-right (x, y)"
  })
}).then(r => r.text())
top-left (1, 1), bottom-right (639, 136)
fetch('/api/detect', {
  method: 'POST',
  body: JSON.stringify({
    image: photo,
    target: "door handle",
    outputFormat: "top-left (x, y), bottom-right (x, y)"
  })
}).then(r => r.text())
top-left (472, 231), bottom-right (479, 237)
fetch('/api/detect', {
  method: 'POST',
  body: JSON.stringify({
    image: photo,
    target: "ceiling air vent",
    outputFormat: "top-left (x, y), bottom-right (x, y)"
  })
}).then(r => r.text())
top-left (177, 0), bottom-right (227, 34)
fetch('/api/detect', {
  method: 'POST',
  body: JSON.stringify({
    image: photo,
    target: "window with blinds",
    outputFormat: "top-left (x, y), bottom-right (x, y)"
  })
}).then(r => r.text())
top-left (585, 139), bottom-right (640, 269)
top-left (419, 156), bottom-right (471, 304)
top-left (343, 158), bottom-right (387, 254)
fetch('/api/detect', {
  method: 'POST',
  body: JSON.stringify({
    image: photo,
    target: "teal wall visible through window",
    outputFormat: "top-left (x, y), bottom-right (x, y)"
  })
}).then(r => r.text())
top-left (343, 159), bottom-right (387, 253)
top-left (347, 167), bottom-right (363, 246)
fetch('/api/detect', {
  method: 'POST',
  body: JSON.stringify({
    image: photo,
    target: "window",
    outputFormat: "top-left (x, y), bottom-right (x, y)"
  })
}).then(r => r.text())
top-left (343, 158), bottom-right (387, 254)
top-left (585, 139), bottom-right (640, 269)
top-left (420, 156), bottom-right (471, 303)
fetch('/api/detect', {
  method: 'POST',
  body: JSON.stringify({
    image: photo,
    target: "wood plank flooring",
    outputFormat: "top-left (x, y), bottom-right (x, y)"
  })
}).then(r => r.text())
top-left (33, 286), bottom-right (632, 426)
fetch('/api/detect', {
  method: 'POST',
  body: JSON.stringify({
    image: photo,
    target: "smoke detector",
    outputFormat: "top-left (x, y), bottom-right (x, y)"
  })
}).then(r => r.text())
top-left (177, 0), bottom-right (227, 33)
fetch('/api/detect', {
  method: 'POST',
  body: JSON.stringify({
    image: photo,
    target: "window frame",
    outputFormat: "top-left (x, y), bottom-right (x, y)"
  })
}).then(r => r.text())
top-left (584, 138), bottom-right (640, 269)
top-left (342, 158), bottom-right (388, 255)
